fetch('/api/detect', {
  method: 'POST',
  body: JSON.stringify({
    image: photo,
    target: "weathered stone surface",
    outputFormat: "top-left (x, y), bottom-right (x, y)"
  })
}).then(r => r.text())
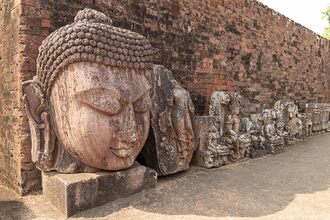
top-left (193, 91), bottom-right (250, 168)
top-left (307, 103), bottom-right (330, 133)
top-left (302, 114), bottom-right (313, 137)
top-left (274, 101), bottom-right (303, 145)
top-left (140, 65), bottom-right (197, 175)
top-left (42, 163), bottom-right (157, 217)
top-left (209, 91), bottom-right (231, 136)
top-left (22, 9), bottom-right (154, 172)
top-left (194, 91), bottom-right (330, 169)
top-left (241, 114), bottom-right (267, 158)
top-left (217, 92), bottom-right (250, 162)
top-left (261, 109), bottom-right (285, 154)
top-left (191, 116), bottom-right (229, 168)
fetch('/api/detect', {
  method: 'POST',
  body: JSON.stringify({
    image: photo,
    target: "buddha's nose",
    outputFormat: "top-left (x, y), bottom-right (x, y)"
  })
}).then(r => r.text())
top-left (118, 103), bottom-right (138, 143)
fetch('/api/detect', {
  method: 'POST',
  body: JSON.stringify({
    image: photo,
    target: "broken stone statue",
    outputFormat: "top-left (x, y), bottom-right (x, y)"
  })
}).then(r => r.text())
top-left (261, 109), bottom-right (285, 154)
top-left (191, 116), bottom-right (229, 168)
top-left (298, 103), bottom-right (313, 138)
top-left (311, 103), bottom-right (330, 133)
top-left (274, 101), bottom-right (303, 144)
top-left (22, 8), bottom-right (156, 216)
top-left (241, 114), bottom-right (266, 158)
top-left (192, 91), bottom-right (250, 168)
top-left (140, 65), bottom-right (197, 175)
top-left (221, 92), bottom-right (250, 161)
top-left (191, 91), bottom-right (232, 168)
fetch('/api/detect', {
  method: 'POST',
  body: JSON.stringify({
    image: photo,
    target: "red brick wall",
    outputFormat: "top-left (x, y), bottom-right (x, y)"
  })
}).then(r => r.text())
top-left (0, 0), bottom-right (43, 195)
top-left (0, 0), bottom-right (20, 193)
top-left (38, 0), bottom-right (330, 115)
top-left (1, 0), bottom-right (329, 194)
top-left (0, 0), bottom-right (35, 194)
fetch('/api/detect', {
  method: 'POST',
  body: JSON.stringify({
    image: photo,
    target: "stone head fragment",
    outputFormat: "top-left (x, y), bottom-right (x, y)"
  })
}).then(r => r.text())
top-left (22, 8), bottom-right (154, 172)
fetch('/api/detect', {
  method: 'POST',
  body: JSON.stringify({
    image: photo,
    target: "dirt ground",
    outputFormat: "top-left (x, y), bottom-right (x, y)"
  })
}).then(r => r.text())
top-left (1, 133), bottom-right (330, 220)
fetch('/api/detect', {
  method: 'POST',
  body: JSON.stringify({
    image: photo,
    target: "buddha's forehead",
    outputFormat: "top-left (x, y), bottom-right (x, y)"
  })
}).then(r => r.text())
top-left (65, 62), bottom-right (151, 102)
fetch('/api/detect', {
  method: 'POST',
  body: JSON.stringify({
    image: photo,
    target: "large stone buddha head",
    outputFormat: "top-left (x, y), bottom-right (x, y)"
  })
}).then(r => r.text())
top-left (22, 9), bottom-right (154, 172)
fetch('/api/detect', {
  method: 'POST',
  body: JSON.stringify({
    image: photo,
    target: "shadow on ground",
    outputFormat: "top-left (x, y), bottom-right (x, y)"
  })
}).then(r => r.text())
top-left (0, 201), bottom-right (36, 220)
top-left (73, 133), bottom-right (330, 218)
top-left (0, 187), bottom-right (37, 220)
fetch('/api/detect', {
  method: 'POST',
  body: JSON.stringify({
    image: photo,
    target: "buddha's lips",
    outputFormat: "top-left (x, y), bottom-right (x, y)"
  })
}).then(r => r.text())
top-left (110, 142), bottom-right (135, 150)
top-left (110, 148), bottom-right (134, 158)
top-left (110, 142), bottom-right (135, 158)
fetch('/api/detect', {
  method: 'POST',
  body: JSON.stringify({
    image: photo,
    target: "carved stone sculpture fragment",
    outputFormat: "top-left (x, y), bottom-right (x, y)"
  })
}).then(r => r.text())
top-left (261, 109), bottom-right (285, 154)
top-left (241, 114), bottom-right (266, 158)
top-left (139, 65), bottom-right (197, 175)
top-left (194, 91), bottom-right (250, 167)
top-left (274, 101), bottom-right (303, 144)
top-left (191, 116), bottom-right (229, 168)
top-left (22, 8), bottom-right (155, 172)
top-left (221, 93), bottom-right (250, 161)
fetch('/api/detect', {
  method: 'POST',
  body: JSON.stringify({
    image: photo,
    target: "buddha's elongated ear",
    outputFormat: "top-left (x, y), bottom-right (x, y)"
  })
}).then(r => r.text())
top-left (21, 80), bottom-right (55, 171)
top-left (21, 80), bottom-right (46, 124)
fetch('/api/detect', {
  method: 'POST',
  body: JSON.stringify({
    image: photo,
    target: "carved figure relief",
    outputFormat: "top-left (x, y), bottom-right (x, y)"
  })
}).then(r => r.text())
top-left (308, 103), bottom-right (330, 133)
top-left (261, 109), bottom-right (285, 154)
top-left (171, 81), bottom-right (196, 160)
top-left (140, 65), bottom-right (197, 175)
top-left (191, 116), bottom-right (229, 168)
top-left (242, 114), bottom-right (266, 158)
top-left (274, 101), bottom-right (303, 144)
top-left (319, 104), bottom-right (330, 132)
top-left (209, 91), bottom-right (230, 136)
top-left (209, 91), bottom-right (250, 162)
top-left (221, 93), bottom-right (249, 161)
top-left (22, 9), bottom-right (155, 172)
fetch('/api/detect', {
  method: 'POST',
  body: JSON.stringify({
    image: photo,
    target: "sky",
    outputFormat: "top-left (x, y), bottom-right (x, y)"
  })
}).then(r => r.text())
top-left (259, 0), bottom-right (330, 36)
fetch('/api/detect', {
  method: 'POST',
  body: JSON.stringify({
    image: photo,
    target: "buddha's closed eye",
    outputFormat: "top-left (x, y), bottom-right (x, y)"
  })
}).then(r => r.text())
top-left (76, 88), bottom-right (151, 115)
top-left (76, 88), bottom-right (122, 116)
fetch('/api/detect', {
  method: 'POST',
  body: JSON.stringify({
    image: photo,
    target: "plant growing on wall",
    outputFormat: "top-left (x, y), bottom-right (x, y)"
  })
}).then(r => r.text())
top-left (322, 4), bottom-right (330, 39)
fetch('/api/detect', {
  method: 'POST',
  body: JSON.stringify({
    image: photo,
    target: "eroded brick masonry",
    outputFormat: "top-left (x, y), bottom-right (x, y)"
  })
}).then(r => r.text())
top-left (1, 0), bottom-right (329, 194)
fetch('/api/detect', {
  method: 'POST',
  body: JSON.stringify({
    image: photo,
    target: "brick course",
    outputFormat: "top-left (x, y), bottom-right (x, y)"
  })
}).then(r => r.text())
top-left (0, 0), bottom-right (329, 194)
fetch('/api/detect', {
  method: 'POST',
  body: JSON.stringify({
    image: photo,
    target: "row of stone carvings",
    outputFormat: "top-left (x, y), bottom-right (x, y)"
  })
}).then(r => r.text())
top-left (139, 66), bottom-right (330, 175)
top-left (191, 92), bottom-right (330, 168)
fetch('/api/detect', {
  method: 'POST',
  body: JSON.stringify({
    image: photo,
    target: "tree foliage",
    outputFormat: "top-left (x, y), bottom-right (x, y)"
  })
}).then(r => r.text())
top-left (322, 4), bottom-right (330, 39)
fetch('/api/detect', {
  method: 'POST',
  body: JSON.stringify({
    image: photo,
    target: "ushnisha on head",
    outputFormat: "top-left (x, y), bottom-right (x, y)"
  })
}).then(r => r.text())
top-left (22, 9), bottom-right (155, 172)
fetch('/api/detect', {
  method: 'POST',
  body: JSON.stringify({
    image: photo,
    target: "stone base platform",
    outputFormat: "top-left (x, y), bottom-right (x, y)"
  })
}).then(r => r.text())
top-left (42, 164), bottom-right (157, 217)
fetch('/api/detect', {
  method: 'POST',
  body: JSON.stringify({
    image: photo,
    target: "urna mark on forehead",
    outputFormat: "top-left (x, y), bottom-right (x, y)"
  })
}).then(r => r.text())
top-left (62, 62), bottom-right (151, 103)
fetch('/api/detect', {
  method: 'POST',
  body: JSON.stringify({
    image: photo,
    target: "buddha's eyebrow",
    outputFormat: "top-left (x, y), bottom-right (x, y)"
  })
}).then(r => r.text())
top-left (75, 86), bottom-right (151, 103)
top-left (74, 87), bottom-right (121, 101)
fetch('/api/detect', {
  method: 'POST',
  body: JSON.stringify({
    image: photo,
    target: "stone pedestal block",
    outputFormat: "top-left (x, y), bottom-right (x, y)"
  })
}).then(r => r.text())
top-left (42, 164), bottom-right (157, 217)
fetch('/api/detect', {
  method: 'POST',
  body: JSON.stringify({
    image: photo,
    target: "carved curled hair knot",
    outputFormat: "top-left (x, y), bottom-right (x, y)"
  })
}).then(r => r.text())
top-left (36, 8), bottom-right (155, 99)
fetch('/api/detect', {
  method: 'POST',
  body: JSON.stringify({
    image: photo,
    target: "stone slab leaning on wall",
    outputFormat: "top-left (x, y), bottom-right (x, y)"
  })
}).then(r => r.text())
top-left (140, 65), bottom-right (198, 175)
